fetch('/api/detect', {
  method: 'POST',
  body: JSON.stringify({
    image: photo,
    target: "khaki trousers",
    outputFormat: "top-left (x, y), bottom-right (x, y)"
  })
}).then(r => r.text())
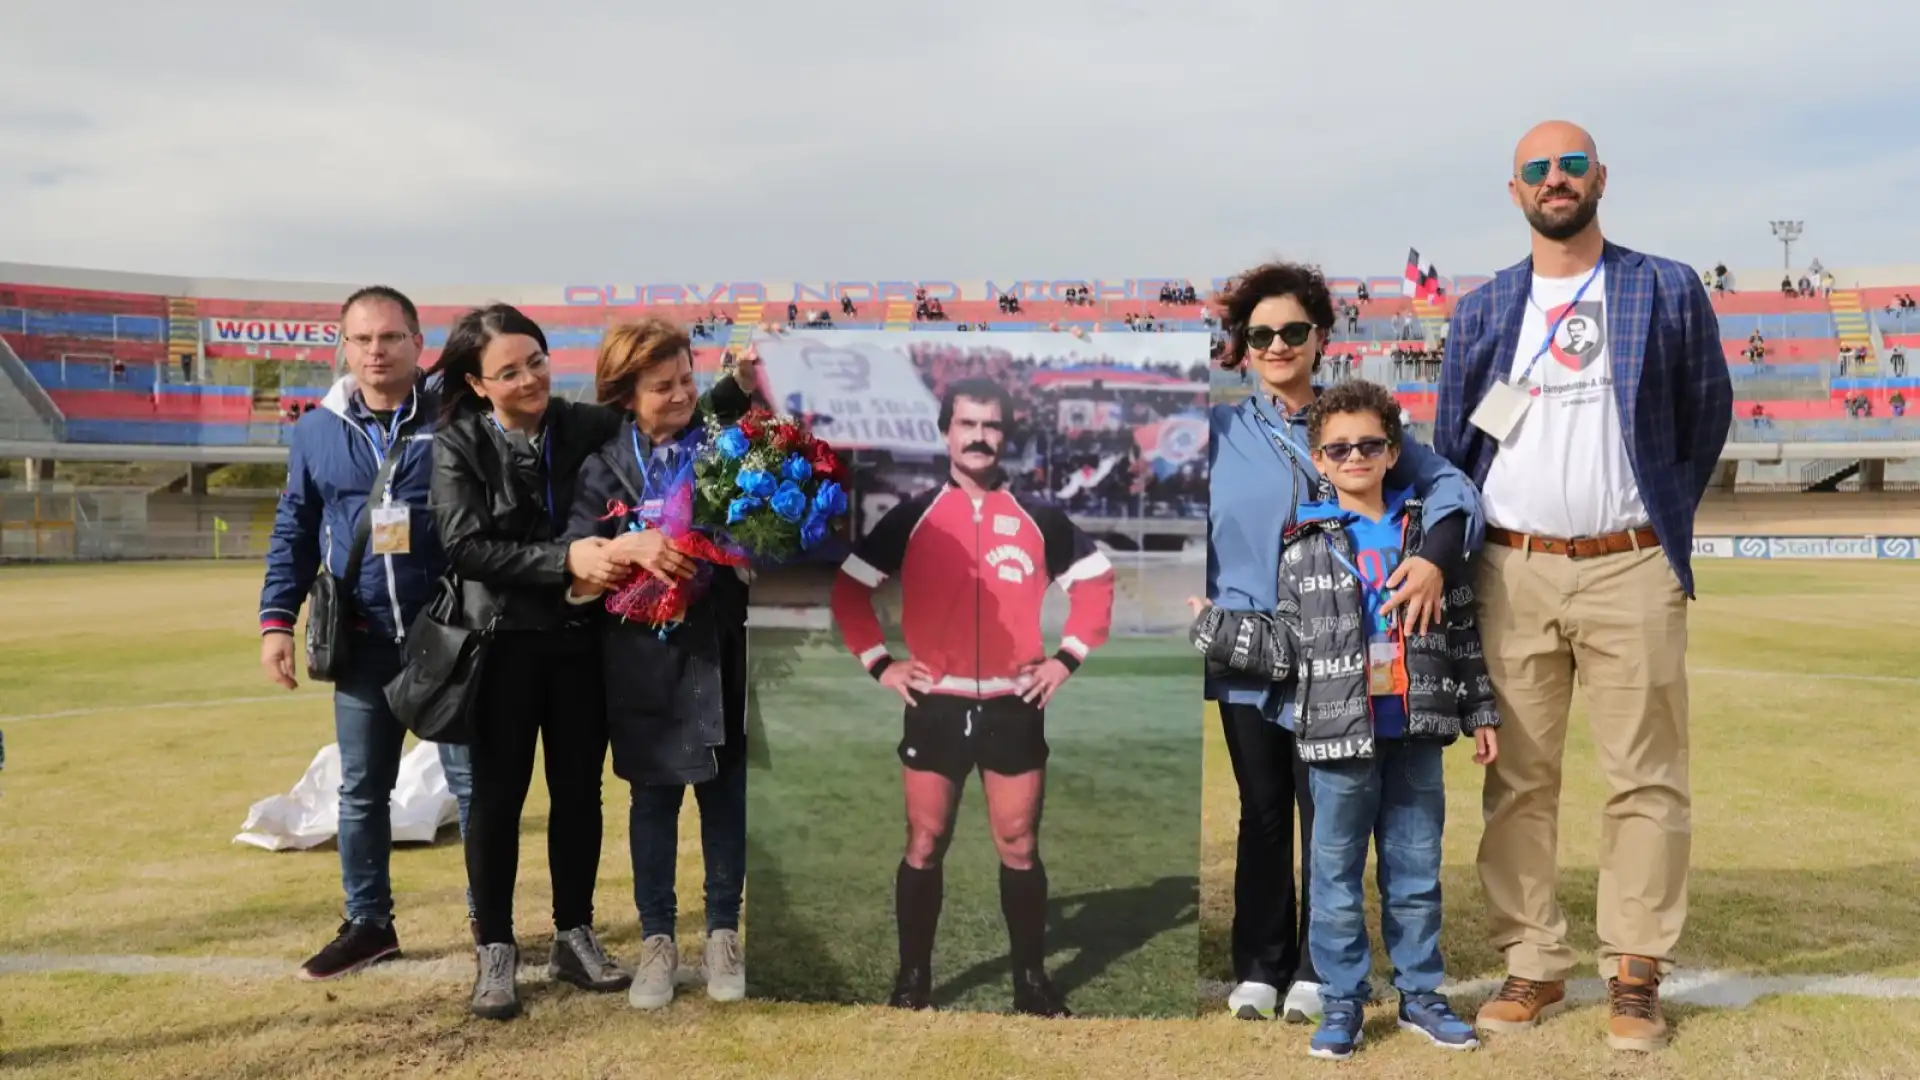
top-left (1474, 542), bottom-right (1691, 981)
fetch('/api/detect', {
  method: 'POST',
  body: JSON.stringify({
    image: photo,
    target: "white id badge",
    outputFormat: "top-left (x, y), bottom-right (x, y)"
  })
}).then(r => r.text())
top-left (370, 505), bottom-right (412, 555)
top-left (1469, 379), bottom-right (1534, 442)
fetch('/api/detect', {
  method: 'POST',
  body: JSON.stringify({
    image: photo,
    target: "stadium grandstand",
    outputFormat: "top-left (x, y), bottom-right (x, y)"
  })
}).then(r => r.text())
top-left (3, 259), bottom-right (1919, 561)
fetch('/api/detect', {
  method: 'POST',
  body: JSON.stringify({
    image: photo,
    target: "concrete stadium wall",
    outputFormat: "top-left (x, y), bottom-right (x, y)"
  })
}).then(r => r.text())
top-left (1696, 492), bottom-right (1920, 536)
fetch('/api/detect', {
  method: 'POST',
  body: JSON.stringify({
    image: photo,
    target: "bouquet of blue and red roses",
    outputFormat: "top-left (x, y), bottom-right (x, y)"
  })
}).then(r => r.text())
top-left (600, 407), bottom-right (850, 629)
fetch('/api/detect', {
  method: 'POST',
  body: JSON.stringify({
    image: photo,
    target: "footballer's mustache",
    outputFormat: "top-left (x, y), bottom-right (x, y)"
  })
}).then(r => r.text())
top-left (961, 441), bottom-right (997, 457)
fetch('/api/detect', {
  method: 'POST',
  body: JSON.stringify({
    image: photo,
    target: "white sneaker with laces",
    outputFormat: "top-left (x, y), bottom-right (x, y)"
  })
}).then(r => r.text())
top-left (704, 929), bottom-right (746, 1003)
top-left (1284, 980), bottom-right (1325, 1024)
top-left (628, 935), bottom-right (678, 1011)
top-left (1227, 981), bottom-right (1279, 1020)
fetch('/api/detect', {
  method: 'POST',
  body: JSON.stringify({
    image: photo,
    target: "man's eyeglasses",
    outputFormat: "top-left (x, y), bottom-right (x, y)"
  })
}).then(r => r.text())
top-left (1245, 322), bottom-right (1315, 352)
top-left (1518, 152), bottom-right (1592, 186)
top-left (1316, 437), bottom-right (1392, 463)
top-left (344, 331), bottom-right (414, 351)
top-left (479, 352), bottom-right (550, 386)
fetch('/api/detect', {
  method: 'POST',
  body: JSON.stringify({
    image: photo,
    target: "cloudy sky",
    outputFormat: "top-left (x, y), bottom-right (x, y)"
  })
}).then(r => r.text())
top-left (4, 0), bottom-right (1919, 286)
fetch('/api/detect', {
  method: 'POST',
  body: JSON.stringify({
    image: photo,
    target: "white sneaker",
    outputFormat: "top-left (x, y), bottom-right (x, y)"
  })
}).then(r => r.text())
top-left (704, 929), bottom-right (746, 1003)
top-left (1227, 981), bottom-right (1279, 1020)
top-left (1284, 980), bottom-right (1324, 1024)
top-left (628, 935), bottom-right (677, 1010)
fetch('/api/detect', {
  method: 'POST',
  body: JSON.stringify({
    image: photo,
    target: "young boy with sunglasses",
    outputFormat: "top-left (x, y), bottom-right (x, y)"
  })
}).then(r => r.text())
top-left (1189, 379), bottom-right (1501, 1060)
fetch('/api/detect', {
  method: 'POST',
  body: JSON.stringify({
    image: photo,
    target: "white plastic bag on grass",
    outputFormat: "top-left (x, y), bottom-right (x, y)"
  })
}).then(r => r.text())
top-left (234, 741), bottom-right (456, 851)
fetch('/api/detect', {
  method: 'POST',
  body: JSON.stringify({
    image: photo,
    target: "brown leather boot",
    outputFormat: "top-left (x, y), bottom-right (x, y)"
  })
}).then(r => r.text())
top-left (1607, 957), bottom-right (1668, 1051)
top-left (1474, 975), bottom-right (1567, 1033)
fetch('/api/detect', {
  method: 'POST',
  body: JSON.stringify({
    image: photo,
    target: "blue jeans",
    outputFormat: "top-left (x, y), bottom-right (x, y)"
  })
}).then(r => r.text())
top-left (333, 633), bottom-right (474, 924)
top-left (1305, 738), bottom-right (1447, 1005)
top-left (630, 752), bottom-right (746, 939)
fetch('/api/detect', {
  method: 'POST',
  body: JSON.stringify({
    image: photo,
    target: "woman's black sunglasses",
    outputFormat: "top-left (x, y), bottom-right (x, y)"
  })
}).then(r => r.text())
top-left (1317, 437), bottom-right (1391, 463)
top-left (1245, 322), bottom-right (1315, 351)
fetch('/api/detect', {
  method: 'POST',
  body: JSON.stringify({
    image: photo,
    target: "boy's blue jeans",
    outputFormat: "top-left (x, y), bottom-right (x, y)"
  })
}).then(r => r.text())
top-left (1305, 738), bottom-right (1447, 1005)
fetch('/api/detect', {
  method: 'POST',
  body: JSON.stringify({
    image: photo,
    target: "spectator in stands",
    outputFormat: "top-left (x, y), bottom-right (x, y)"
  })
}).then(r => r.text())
top-left (787, 302), bottom-right (799, 328)
top-left (257, 285), bottom-right (474, 980)
top-left (1890, 391), bottom-right (1906, 418)
top-left (1780, 275), bottom-right (1795, 298)
top-left (1206, 259), bottom-right (1481, 1030)
top-left (1889, 346), bottom-right (1907, 378)
top-left (1711, 263), bottom-right (1729, 293)
top-left (429, 304), bottom-right (634, 1020)
top-left (1749, 403), bottom-right (1770, 430)
top-left (841, 295), bottom-right (857, 318)
top-left (561, 321), bottom-right (758, 1012)
top-left (1434, 120), bottom-right (1732, 1053)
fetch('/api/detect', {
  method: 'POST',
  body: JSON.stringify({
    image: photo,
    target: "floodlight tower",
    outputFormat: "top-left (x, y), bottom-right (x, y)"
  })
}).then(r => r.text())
top-left (1769, 220), bottom-right (1804, 271)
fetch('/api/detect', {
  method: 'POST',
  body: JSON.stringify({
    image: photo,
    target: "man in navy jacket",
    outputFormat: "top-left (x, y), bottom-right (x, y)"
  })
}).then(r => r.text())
top-left (1434, 121), bottom-right (1732, 1053)
top-left (258, 285), bottom-right (473, 980)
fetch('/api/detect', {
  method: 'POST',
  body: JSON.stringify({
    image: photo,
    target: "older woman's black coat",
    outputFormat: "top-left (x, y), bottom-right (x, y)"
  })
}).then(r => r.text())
top-left (563, 377), bottom-right (752, 787)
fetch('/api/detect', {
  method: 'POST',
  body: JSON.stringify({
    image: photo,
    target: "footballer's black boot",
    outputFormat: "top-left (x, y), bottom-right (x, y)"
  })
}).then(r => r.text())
top-left (1012, 967), bottom-right (1071, 1018)
top-left (888, 965), bottom-right (933, 1010)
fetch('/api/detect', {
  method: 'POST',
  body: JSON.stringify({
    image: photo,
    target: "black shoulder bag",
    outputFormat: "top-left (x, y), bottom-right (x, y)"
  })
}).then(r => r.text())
top-left (383, 575), bottom-right (495, 744)
top-left (305, 452), bottom-right (402, 682)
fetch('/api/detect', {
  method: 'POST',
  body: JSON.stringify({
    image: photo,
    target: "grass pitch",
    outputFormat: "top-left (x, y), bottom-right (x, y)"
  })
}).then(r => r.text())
top-left (2, 560), bottom-right (1920, 1078)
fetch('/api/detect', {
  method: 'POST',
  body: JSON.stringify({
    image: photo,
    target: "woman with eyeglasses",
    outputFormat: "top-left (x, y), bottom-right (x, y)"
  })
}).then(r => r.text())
top-left (429, 303), bottom-right (636, 1020)
top-left (560, 318), bottom-right (759, 1012)
top-left (1202, 261), bottom-right (1483, 1024)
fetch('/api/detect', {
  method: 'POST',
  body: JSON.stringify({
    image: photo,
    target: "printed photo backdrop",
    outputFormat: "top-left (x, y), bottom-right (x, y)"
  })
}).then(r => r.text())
top-left (741, 330), bottom-right (1210, 1018)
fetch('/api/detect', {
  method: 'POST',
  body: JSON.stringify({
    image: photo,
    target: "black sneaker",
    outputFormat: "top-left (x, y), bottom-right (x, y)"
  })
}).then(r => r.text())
top-left (1012, 967), bottom-right (1071, 1018)
top-left (298, 919), bottom-right (401, 981)
top-left (887, 965), bottom-right (932, 1010)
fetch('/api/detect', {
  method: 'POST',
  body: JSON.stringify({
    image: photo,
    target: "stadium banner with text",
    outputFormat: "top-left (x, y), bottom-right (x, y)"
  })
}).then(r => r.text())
top-left (1692, 536), bottom-right (1920, 560)
top-left (202, 318), bottom-right (341, 347)
top-left (745, 330), bottom-right (1209, 1018)
top-left (553, 273), bottom-right (1495, 308)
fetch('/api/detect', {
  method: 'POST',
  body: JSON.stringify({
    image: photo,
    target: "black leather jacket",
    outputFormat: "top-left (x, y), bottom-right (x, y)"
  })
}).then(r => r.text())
top-left (431, 397), bottom-right (623, 633)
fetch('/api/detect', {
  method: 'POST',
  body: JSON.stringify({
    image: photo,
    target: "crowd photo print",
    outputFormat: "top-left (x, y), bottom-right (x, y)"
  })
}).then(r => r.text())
top-left (741, 329), bottom-right (1211, 1017)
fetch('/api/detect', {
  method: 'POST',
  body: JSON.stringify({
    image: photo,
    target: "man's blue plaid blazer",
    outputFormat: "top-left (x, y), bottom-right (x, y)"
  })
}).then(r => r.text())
top-left (1433, 241), bottom-right (1734, 598)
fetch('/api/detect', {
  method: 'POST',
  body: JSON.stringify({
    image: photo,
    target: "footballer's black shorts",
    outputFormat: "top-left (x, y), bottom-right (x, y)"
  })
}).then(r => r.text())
top-left (898, 693), bottom-right (1048, 780)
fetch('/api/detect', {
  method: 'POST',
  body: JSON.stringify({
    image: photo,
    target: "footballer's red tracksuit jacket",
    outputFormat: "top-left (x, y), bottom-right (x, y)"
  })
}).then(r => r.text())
top-left (832, 479), bottom-right (1117, 700)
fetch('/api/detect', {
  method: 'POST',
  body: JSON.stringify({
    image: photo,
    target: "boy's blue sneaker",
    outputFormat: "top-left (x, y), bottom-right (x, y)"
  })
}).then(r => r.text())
top-left (1398, 992), bottom-right (1480, 1051)
top-left (1308, 1001), bottom-right (1365, 1060)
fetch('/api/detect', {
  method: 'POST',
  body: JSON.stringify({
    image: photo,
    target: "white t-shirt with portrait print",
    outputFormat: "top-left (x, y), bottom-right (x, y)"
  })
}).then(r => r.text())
top-left (1480, 265), bottom-right (1651, 540)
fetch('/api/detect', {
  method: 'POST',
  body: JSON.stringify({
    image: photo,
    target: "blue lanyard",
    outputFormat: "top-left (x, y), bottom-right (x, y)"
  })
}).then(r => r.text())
top-left (1249, 395), bottom-right (1317, 477)
top-left (489, 414), bottom-right (557, 532)
top-left (1516, 262), bottom-right (1602, 385)
top-left (1327, 542), bottom-right (1396, 629)
top-left (627, 427), bottom-right (694, 531)
top-left (363, 395), bottom-right (408, 500)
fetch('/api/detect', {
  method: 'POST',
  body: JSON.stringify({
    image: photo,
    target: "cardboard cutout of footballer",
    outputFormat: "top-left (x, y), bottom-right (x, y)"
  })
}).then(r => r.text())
top-left (741, 330), bottom-right (1208, 1018)
top-left (831, 377), bottom-right (1116, 1016)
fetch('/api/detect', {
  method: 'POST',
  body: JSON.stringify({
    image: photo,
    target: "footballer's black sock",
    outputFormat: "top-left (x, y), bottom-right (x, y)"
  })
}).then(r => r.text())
top-left (895, 860), bottom-right (943, 971)
top-left (1000, 861), bottom-right (1049, 972)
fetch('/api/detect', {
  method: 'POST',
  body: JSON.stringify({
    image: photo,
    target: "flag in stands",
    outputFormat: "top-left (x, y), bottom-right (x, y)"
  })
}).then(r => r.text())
top-left (1405, 249), bottom-right (1441, 302)
top-left (1134, 412), bottom-right (1208, 477)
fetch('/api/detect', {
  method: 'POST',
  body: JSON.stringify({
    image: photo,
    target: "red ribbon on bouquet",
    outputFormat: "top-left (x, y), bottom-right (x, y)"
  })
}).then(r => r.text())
top-left (597, 489), bottom-right (748, 629)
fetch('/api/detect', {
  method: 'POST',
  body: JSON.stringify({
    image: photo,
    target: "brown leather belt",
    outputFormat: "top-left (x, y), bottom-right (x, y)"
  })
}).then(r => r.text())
top-left (1486, 525), bottom-right (1658, 560)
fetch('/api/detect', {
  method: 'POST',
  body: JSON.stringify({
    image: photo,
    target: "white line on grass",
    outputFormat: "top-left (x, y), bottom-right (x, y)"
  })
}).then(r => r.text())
top-left (0, 953), bottom-right (701, 986)
top-left (0, 693), bottom-right (329, 723)
top-left (6, 666), bottom-right (1917, 726)
top-left (6, 954), bottom-right (1919, 1008)
top-left (1198, 971), bottom-right (1920, 1008)
top-left (1693, 666), bottom-right (1920, 686)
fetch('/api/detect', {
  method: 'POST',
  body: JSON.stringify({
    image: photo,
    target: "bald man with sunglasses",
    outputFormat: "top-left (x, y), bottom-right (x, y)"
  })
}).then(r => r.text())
top-left (1433, 121), bottom-right (1731, 1053)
